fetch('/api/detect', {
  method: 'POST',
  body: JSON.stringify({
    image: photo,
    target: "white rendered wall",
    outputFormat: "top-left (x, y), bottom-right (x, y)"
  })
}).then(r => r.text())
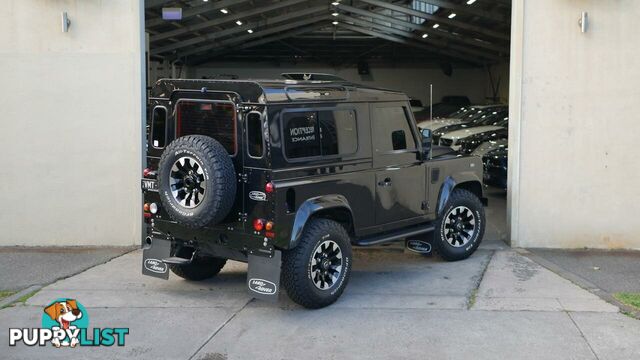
top-left (0, 0), bottom-right (145, 246)
top-left (509, 0), bottom-right (640, 249)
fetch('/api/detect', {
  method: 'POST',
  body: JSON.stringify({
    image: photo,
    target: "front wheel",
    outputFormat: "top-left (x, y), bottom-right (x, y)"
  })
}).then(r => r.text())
top-left (282, 219), bottom-right (353, 309)
top-left (434, 189), bottom-right (485, 261)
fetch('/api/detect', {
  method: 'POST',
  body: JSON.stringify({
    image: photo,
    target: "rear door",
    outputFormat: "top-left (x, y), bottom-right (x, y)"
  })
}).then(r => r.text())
top-left (173, 94), bottom-right (244, 230)
top-left (370, 102), bottom-right (426, 227)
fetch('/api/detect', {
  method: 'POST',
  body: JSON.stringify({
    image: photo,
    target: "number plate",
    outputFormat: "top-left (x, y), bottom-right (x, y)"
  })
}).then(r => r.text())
top-left (141, 179), bottom-right (158, 192)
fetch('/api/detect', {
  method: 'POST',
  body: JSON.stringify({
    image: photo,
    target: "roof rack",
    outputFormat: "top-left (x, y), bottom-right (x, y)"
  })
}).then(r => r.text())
top-left (281, 73), bottom-right (346, 81)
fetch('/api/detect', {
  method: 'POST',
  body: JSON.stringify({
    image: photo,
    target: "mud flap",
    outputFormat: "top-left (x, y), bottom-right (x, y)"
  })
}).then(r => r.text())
top-left (247, 250), bottom-right (281, 302)
top-left (142, 238), bottom-right (171, 280)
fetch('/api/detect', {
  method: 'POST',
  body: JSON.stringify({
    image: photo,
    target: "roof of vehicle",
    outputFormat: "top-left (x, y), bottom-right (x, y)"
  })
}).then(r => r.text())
top-left (150, 78), bottom-right (408, 104)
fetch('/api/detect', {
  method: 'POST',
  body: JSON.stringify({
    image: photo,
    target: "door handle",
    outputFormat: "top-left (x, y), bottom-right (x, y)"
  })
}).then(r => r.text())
top-left (378, 177), bottom-right (392, 187)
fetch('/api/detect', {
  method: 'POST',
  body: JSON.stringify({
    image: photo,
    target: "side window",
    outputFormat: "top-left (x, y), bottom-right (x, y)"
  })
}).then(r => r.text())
top-left (318, 110), bottom-right (357, 155)
top-left (283, 109), bottom-right (357, 160)
top-left (283, 111), bottom-right (321, 159)
top-left (372, 106), bottom-right (416, 153)
top-left (246, 112), bottom-right (264, 158)
top-left (151, 106), bottom-right (167, 148)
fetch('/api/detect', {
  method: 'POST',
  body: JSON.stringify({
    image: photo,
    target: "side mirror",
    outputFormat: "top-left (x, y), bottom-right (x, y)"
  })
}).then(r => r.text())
top-left (421, 128), bottom-right (432, 160)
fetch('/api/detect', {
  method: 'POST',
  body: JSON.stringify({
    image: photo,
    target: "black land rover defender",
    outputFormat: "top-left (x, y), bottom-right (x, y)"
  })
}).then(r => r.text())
top-left (141, 77), bottom-right (487, 309)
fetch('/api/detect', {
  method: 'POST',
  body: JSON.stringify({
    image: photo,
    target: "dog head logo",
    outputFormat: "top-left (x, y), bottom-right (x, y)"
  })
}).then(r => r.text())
top-left (44, 299), bottom-right (82, 330)
top-left (42, 298), bottom-right (88, 348)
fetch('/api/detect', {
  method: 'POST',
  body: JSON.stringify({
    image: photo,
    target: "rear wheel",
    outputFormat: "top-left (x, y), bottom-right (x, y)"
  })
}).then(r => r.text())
top-left (170, 256), bottom-right (227, 281)
top-left (282, 219), bottom-right (352, 309)
top-left (434, 189), bottom-right (485, 261)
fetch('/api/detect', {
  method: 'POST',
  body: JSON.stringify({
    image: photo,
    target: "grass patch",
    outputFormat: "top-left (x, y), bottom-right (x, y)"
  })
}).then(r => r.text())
top-left (0, 291), bottom-right (16, 300)
top-left (16, 290), bottom-right (39, 304)
top-left (468, 288), bottom-right (478, 309)
top-left (614, 293), bottom-right (640, 310)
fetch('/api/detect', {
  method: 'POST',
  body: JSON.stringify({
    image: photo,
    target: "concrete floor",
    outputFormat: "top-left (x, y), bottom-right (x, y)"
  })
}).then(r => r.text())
top-left (1, 188), bottom-right (639, 359)
top-left (0, 247), bottom-right (133, 292)
top-left (529, 248), bottom-right (640, 294)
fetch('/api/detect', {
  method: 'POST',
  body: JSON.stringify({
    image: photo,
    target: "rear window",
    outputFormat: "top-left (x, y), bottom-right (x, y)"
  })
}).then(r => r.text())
top-left (151, 106), bottom-right (167, 148)
top-left (176, 101), bottom-right (237, 155)
top-left (283, 109), bottom-right (357, 160)
top-left (246, 112), bottom-right (264, 158)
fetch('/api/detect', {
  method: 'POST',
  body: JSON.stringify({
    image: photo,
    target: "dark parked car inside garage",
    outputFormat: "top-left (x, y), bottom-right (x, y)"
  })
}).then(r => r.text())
top-left (483, 147), bottom-right (508, 189)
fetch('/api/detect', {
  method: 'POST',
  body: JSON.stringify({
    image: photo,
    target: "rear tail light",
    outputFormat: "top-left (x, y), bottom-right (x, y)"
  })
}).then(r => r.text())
top-left (265, 182), bottom-right (275, 194)
top-left (143, 168), bottom-right (156, 177)
top-left (253, 218), bottom-right (265, 231)
top-left (143, 203), bottom-right (150, 212)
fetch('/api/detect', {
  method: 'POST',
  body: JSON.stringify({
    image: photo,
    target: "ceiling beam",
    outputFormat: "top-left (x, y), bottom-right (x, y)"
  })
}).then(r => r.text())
top-left (356, 0), bottom-right (509, 41)
top-left (175, 14), bottom-right (331, 59)
top-left (145, 0), bottom-right (171, 9)
top-left (420, 0), bottom-right (509, 23)
top-left (187, 23), bottom-right (329, 65)
top-left (337, 23), bottom-right (484, 65)
top-left (152, 5), bottom-right (327, 55)
top-left (150, 0), bottom-right (310, 43)
top-left (340, 15), bottom-right (501, 61)
top-left (146, 0), bottom-right (251, 28)
top-left (338, 4), bottom-right (508, 53)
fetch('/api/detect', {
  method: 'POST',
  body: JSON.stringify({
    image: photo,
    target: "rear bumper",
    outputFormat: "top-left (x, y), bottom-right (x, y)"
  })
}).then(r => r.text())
top-left (150, 220), bottom-right (274, 261)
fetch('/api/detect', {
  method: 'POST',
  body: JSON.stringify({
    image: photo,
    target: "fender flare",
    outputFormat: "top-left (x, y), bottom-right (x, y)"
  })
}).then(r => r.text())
top-left (289, 195), bottom-right (353, 249)
top-left (437, 176), bottom-right (457, 217)
top-left (437, 176), bottom-right (485, 217)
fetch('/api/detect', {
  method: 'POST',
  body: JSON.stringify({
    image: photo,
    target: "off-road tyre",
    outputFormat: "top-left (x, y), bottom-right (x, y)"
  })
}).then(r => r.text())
top-left (170, 257), bottom-right (227, 281)
top-left (282, 219), bottom-right (352, 309)
top-left (157, 135), bottom-right (236, 228)
top-left (434, 189), bottom-right (485, 262)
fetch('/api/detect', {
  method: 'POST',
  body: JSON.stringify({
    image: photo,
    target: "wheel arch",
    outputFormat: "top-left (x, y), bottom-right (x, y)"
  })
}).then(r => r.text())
top-left (437, 176), bottom-right (485, 217)
top-left (289, 195), bottom-right (354, 249)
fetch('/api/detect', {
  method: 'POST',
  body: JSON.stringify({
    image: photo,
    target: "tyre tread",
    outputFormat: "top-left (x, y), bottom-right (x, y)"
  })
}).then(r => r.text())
top-left (157, 135), bottom-right (236, 228)
top-left (282, 219), bottom-right (352, 309)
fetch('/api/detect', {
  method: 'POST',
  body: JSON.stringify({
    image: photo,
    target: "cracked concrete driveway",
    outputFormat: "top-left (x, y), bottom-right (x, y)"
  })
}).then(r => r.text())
top-left (2, 239), bottom-right (639, 360)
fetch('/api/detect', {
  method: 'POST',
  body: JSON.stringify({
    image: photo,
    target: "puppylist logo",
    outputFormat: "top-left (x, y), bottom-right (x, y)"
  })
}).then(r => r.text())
top-left (9, 298), bottom-right (129, 348)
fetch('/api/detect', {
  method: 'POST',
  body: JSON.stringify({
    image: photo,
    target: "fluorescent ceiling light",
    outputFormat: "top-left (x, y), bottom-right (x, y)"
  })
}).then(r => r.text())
top-left (432, 23), bottom-right (439, 29)
top-left (422, 33), bottom-right (428, 38)
top-left (448, 13), bottom-right (457, 19)
top-left (220, 9), bottom-right (229, 14)
top-left (235, 20), bottom-right (243, 25)
top-left (332, 1), bottom-right (340, 5)
top-left (162, 8), bottom-right (182, 21)
top-left (466, 0), bottom-right (477, 4)
top-left (332, 21), bottom-right (339, 25)
top-left (332, 12), bottom-right (339, 16)
top-left (247, 29), bottom-right (253, 33)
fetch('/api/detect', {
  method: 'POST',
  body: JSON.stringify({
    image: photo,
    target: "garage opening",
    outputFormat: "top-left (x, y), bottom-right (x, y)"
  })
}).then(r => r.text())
top-left (144, 0), bottom-right (511, 245)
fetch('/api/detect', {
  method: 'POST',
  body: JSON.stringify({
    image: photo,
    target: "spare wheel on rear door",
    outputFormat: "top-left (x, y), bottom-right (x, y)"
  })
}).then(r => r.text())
top-left (157, 135), bottom-right (236, 228)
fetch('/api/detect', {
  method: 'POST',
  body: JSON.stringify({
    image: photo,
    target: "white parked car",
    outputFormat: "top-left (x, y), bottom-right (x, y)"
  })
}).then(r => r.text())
top-left (439, 117), bottom-right (509, 151)
top-left (417, 105), bottom-right (504, 132)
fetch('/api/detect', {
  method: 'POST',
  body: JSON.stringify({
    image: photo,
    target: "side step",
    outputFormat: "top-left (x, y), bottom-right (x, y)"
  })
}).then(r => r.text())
top-left (353, 223), bottom-right (435, 247)
top-left (161, 256), bottom-right (192, 265)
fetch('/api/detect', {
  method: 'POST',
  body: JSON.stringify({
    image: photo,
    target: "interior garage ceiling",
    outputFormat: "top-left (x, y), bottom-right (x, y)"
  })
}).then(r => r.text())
top-left (145, 0), bottom-right (511, 67)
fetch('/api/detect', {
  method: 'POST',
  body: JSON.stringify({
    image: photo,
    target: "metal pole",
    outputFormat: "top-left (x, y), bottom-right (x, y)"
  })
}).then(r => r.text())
top-left (429, 84), bottom-right (433, 121)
